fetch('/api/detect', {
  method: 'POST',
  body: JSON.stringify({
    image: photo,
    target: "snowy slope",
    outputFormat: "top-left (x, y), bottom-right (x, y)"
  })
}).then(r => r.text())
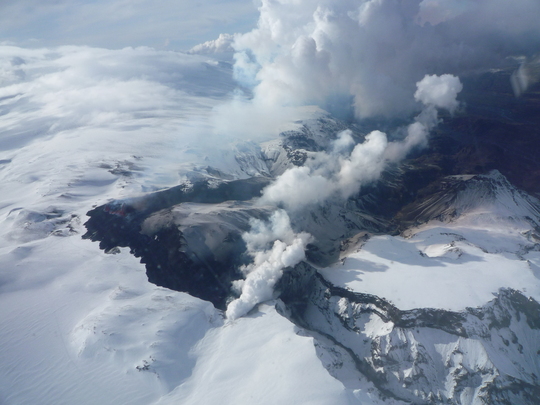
top-left (289, 276), bottom-right (540, 405)
top-left (0, 44), bottom-right (384, 405)
top-left (320, 171), bottom-right (540, 311)
top-left (2, 43), bottom-right (540, 405)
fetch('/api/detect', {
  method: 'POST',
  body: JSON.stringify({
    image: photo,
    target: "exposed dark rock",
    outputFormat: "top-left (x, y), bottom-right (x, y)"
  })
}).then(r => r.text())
top-left (394, 170), bottom-right (540, 231)
top-left (278, 263), bottom-right (540, 405)
top-left (83, 177), bottom-right (271, 309)
top-left (285, 147), bottom-right (308, 166)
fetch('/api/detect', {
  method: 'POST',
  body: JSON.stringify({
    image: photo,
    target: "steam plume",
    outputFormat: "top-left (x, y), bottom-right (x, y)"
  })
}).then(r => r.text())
top-left (226, 74), bottom-right (462, 319)
top-left (259, 74), bottom-right (462, 211)
top-left (233, 0), bottom-right (540, 118)
top-left (226, 210), bottom-right (312, 320)
top-left (223, 0), bottom-right (540, 320)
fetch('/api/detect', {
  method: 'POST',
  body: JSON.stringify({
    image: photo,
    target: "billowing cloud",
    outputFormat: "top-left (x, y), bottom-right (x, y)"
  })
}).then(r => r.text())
top-left (233, 0), bottom-right (540, 118)
top-left (226, 210), bottom-right (312, 320)
top-left (189, 34), bottom-right (236, 56)
top-left (227, 74), bottom-right (462, 319)
top-left (414, 74), bottom-right (463, 113)
top-left (258, 74), bottom-right (461, 212)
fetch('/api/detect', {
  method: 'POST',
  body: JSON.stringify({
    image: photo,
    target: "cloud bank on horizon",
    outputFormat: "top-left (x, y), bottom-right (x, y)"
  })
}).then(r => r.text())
top-left (0, 0), bottom-right (258, 51)
top-left (0, 44), bottom-right (257, 203)
top-left (233, 0), bottom-right (540, 119)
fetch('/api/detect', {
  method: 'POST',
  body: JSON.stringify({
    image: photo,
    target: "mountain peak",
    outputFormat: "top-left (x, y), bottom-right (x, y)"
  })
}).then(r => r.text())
top-left (397, 170), bottom-right (540, 231)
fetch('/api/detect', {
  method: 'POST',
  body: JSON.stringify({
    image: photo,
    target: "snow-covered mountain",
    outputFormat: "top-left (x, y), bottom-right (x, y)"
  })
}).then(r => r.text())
top-left (83, 96), bottom-right (540, 404)
top-left (1, 40), bottom-right (540, 405)
top-left (291, 172), bottom-right (540, 404)
top-left (82, 115), bottom-right (540, 402)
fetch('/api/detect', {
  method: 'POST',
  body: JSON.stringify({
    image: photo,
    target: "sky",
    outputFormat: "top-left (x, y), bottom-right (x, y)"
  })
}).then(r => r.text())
top-left (0, 0), bottom-right (259, 51)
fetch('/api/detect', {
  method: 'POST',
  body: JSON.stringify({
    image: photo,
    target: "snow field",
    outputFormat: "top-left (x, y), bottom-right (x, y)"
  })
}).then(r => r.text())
top-left (0, 44), bottom-right (358, 405)
top-left (321, 218), bottom-right (540, 311)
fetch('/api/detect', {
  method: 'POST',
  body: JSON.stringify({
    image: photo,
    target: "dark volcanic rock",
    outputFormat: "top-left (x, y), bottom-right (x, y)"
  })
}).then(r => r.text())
top-left (83, 177), bottom-right (271, 309)
top-left (394, 170), bottom-right (540, 231)
top-left (424, 69), bottom-right (540, 197)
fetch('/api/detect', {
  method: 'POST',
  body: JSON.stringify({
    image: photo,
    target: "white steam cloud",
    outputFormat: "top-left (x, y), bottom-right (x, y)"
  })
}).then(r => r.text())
top-left (233, 0), bottom-right (540, 118)
top-left (414, 74), bottom-right (463, 113)
top-left (226, 210), bottom-right (312, 320)
top-left (189, 33), bottom-right (236, 56)
top-left (259, 74), bottom-right (462, 211)
top-left (226, 74), bottom-right (462, 320)
top-left (224, 0), bottom-right (530, 318)
top-left (511, 57), bottom-right (540, 97)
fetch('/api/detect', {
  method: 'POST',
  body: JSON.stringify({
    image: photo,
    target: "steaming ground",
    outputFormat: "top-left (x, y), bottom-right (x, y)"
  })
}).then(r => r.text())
top-left (227, 73), bottom-right (462, 319)
top-left (221, 0), bottom-right (540, 321)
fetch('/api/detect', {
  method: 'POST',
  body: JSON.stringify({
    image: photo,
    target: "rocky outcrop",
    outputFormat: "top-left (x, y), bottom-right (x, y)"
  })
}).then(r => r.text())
top-left (278, 267), bottom-right (540, 405)
top-left (395, 171), bottom-right (540, 231)
top-left (83, 177), bottom-right (271, 309)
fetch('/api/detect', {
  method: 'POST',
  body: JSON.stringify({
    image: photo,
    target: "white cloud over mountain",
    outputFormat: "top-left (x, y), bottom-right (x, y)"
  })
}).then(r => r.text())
top-left (189, 33), bottom-right (237, 56)
top-left (233, 0), bottom-right (540, 118)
